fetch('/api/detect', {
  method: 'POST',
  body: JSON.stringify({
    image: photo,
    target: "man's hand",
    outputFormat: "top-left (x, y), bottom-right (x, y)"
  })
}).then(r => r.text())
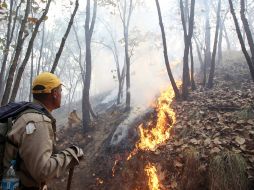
top-left (67, 145), bottom-right (84, 168)
top-left (70, 145), bottom-right (84, 160)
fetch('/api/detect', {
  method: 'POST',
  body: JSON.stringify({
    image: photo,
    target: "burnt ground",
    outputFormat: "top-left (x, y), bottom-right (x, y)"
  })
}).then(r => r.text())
top-left (50, 52), bottom-right (254, 190)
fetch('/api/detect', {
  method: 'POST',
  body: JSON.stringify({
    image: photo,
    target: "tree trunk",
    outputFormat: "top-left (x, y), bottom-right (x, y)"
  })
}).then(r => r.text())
top-left (73, 24), bottom-right (85, 81)
top-left (207, 0), bottom-right (221, 88)
top-left (240, 0), bottom-right (254, 63)
top-left (193, 36), bottom-right (204, 76)
top-left (217, 15), bottom-right (223, 65)
top-left (122, 0), bottom-right (133, 112)
top-left (37, 22), bottom-right (45, 75)
top-left (9, 0), bottom-right (52, 102)
top-left (117, 62), bottom-right (126, 104)
top-left (1, 0), bottom-right (30, 106)
top-left (184, 0), bottom-right (191, 86)
top-left (155, 0), bottom-right (180, 99)
top-left (203, 0), bottom-right (211, 85)
top-left (82, 0), bottom-right (97, 131)
top-left (228, 0), bottom-right (254, 81)
top-left (29, 47), bottom-right (34, 102)
top-left (181, 0), bottom-right (195, 100)
top-left (190, 41), bottom-right (196, 90)
top-left (0, 0), bottom-right (14, 98)
top-left (51, 0), bottom-right (79, 73)
top-left (125, 55), bottom-right (130, 111)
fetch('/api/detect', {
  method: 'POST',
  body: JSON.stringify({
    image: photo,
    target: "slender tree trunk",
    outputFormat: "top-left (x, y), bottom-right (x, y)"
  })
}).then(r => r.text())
top-left (0, 0), bottom-right (13, 98)
top-left (73, 24), bottom-right (85, 81)
top-left (217, 16), bottom-right (223, 65)
top-left (155, 0), bottom-right (180, 98)
top-left (181, 0), bottom-right (195, 100)
top-left (190, 41), bottom-right (196, 90)
top-left (242, 23), bottom-right (246, 45)
top-left (217, 10), bottom-right (228, 65)
top-left (37, 22), bottom-right (45, 75)
top-left (117, 61), bottom-right (126, 104)
top-left (96, 21), bottom-right (123, 104)
top-left (82, 0), bottom-right (97, 131)
top-left (203, 0), bottom-right (211, 85)
top-left (9, 0), bottom-right (52, 102)
top-left (1, 1), bottom-right (23, 99)
top-left (228, 0), bottom-right (254, 81)
top-left (184, 0), bottom-right (191, 86)
top-left (193, 36), bottom-right (204, 76)
top-left (1, 0), bottom-right (30, 106)
top-left (122, 0), bottom-right (133, 112)
top-left (207, 0), bottom-right (221, 88)
top-left (240, 0), bottom-right (254, 63)
top-left (50, 0), bottom-right (79, 73)
top-left (69, 74), bottom-right (82, 109)
top-left (29, 47), bottom-right (34, 102)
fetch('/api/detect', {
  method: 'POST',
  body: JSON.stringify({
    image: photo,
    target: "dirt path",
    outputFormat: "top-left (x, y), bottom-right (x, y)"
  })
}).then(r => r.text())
top-left (53, 108), bottom-right (128, 190)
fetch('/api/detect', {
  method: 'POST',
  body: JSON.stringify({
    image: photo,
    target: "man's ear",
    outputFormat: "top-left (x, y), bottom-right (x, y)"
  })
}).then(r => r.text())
top-left (52, 89), bottom-right (57, 98)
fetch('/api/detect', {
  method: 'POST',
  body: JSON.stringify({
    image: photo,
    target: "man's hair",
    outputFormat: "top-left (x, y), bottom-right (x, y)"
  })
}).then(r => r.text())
top-left (33, 93), bottom-right (51, 102)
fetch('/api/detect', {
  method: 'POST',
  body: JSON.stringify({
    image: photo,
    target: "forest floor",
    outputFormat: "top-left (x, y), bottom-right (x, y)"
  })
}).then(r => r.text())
top-left (52, 52), bottom-right (254, 190)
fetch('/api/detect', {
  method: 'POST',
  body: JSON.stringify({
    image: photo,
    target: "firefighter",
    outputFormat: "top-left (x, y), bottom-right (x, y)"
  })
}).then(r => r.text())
top-left (3, 72), bottom-right (83, 190)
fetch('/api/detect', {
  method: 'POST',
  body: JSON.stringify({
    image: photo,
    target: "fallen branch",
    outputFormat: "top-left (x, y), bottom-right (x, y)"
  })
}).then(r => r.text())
top-left (208, 105), bottom-right (241, 111)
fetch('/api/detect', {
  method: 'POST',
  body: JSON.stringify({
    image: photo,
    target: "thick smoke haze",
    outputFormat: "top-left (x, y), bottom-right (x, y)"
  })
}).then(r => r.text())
top-left (44, 0), bottom-right (184, 109)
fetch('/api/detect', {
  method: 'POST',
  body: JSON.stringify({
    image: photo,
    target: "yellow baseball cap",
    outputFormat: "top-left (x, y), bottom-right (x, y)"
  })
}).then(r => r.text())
top-left (32, 72), bottom-right (62, 94)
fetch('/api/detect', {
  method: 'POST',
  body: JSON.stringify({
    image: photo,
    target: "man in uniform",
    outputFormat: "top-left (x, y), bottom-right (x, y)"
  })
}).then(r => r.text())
top-left (3, 72), bottom-right (83, 189)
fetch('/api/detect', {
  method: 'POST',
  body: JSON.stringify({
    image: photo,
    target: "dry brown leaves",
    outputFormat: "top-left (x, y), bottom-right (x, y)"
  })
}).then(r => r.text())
top-left (160, 80), bottom-right (254, 189)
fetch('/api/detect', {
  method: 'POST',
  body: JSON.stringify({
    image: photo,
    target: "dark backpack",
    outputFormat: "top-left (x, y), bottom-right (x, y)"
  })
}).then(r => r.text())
top-left (0, 102), bottom-right (49, 179)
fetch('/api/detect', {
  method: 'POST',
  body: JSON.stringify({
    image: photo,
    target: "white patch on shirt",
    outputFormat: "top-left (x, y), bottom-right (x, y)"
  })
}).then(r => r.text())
top-left (26, 122), bottom-right (36, 134)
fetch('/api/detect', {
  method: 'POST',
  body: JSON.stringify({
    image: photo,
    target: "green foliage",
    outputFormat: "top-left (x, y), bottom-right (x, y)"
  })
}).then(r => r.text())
top-left (0, 2), bottom-right (8, 17)
top-left (1, 2), bottom-right (7, 9)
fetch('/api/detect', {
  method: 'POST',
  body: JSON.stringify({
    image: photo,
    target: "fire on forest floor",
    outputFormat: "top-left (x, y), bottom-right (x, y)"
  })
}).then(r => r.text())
top-left (108, 62), bottom-right (254, 190)
top-left (52, 61), bottom-right (254, 190)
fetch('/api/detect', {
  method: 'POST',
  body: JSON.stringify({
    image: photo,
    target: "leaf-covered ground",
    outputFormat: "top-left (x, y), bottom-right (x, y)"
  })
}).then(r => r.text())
top-left (160, 79), bottom-right (254, 189)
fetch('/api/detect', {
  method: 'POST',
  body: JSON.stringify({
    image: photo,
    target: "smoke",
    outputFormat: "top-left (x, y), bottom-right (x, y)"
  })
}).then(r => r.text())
top-left (110, 107), bottom-right (153, 146)
top-left (110, 46), bottom-right (181, 145)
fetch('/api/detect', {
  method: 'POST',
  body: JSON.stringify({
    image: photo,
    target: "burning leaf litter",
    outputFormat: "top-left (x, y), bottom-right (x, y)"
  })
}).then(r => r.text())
top-left (128, 84), bottom-right (177, 160)
top-left (124, 84), bottom-right (178, 190)
top-left (145, 163), bottom-right (161, 190)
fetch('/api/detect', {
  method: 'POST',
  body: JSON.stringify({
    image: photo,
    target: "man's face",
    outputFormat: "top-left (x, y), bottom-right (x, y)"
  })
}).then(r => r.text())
top-left (52, 86), bottom-right (62, 109)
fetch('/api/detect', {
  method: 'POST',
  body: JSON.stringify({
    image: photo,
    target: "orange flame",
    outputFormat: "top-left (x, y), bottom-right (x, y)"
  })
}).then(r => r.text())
top-left (127, 148), bottom-right (138, 161)
top-left (137, 86), bottom-right (176, 151)
top-left (96, 177), bottom-right (104, 184)
top-left (127, 83), bottom-right (180, 190)
top-left (112, 160), bottom-right (119, 177)
top-left (128, 85), bottom-right (176, 162)
top-left (145, 163), bottom-right (160, 190)
top-left (125, 84), bottom-right (179, 188)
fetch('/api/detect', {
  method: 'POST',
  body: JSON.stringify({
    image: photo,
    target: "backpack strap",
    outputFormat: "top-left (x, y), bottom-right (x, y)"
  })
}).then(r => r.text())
top-left (5, 117), bottom-right (17, 147)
